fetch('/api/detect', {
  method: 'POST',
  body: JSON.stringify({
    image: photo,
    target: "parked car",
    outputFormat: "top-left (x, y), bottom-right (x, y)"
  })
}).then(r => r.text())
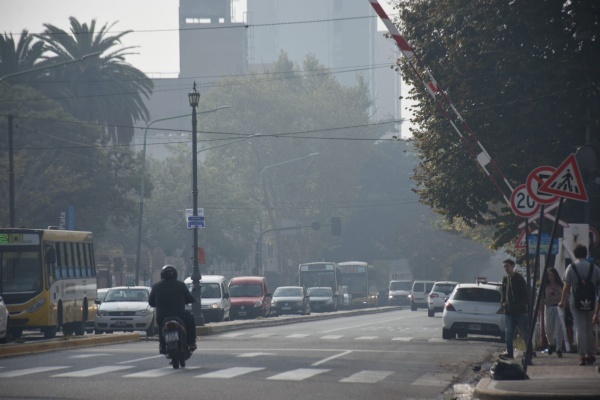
top-left (184, 275), bottom-right (231, 323)
top-left (94, 286), bottom-right (156, 336)
top-left (409, 280), bottom-right (435, 310)
top-left (307, 287), bottom-right (338, 312)
top-left (271, 286), bottom-right (311, 316)
top-left (442, 283), bottom-right (505, 341)
top-left (228, 276), bottom-right (271, 319)
top-left (0, 295), bottom-right (9, 343)
top-left (388, 280), bottom-right (412, 305)
top-left (97, 288), bottom-right (110, 303)
top-left (427, 281), bottom-right (459, 317)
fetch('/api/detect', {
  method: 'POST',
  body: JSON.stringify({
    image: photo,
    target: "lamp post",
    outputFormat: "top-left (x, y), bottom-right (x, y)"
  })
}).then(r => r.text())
top-left (188, 82), bottom-right (203, 326)
top-left (1, 52), bottom-right (102, 227)
top-left (257, 152), bottom-right (319, 275)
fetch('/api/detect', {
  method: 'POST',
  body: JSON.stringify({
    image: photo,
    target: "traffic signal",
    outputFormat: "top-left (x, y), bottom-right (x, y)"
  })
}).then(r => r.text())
top-left (331, 217), bottom-right (341, 236)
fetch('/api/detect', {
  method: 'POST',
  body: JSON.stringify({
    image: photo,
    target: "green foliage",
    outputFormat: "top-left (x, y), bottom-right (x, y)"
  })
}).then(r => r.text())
top-left (393, 0), bottom-right (600, 249)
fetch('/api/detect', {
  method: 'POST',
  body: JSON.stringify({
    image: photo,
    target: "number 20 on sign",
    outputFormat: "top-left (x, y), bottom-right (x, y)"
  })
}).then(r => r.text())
top-left (510, 184), bottom-right (540, 218)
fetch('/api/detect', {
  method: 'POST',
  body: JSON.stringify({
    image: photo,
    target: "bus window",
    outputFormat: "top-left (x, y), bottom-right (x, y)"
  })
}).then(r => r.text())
top-left (45, 246), bottom-right (57, 287)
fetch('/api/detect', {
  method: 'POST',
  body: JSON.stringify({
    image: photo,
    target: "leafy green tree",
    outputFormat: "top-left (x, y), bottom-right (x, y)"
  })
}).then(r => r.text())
top-left (34, 17), bottom-right (153, 144)
top-left (0, 84), bottom-right (140, 235)
top-left (392, 0), bottom-right (600, 248)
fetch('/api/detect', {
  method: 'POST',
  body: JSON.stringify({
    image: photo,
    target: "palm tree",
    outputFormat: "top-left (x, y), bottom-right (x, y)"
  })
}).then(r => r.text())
top-left (35, 17), bottom-right (153, 144)
top-left (0, 30), bottom-right (45, 78)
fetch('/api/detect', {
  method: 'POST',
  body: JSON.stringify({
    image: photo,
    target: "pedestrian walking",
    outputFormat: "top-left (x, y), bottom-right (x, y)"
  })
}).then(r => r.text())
top-left (543, 268), bottom-right (564, 357)
top-left (500, 259), bottom-right (529, 360)
top-left (559, 244), bottom-right (600, 365)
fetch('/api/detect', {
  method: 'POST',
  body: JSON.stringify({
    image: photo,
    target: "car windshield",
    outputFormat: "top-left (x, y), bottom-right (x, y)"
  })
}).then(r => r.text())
top-left (453, 287), bottom-right (500, 302)
top-left (433, 284), bottom-right (457, 295)
top-left (187, 283), bottom-right (221, 298)
top-left (274, 288), bottom-right (303, 297)
top-left (229, 284), bottom-right (263, 297)
top-left (104, 289), bottom-right (148, 302)
top-left (390, 281), bottom-right (411, 290)
top-left (308, 288), bottom-right (331, 297)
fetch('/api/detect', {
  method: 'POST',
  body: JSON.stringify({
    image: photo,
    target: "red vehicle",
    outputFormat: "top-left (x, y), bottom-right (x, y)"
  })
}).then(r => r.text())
top-left (228, 276), bottom-right (271, 319)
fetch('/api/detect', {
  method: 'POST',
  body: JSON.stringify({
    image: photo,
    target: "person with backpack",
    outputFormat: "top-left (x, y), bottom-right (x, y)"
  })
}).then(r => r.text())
top-left (559, 244), bottom-right (600, 366)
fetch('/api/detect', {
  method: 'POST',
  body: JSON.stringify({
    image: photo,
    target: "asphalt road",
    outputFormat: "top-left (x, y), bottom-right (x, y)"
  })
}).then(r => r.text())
top-left (0, 309), bottom-right (502, 400)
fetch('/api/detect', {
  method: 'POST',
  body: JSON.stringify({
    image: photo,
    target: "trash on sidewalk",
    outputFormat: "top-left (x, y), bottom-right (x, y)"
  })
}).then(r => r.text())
top-left (490, 360), bottom-right (529, 380)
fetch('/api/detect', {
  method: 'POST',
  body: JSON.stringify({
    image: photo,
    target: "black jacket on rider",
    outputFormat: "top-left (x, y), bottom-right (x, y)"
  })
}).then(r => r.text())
top-left (149, 278), bottom-right (195, 324)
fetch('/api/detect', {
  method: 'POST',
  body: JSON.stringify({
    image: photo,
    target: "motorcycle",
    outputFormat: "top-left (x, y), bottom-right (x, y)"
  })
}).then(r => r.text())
top-left (161, 317), bottom-right (193, 369)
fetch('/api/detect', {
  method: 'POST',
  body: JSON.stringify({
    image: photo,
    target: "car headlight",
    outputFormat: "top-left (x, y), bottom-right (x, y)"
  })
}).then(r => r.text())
top-left (271, 300), bottom-right (277, 306)
top-left (27, 298), bottom-right (46, 313)
top-left (253, 300), bottom-right (262, 308)
top-left (97, 309), bottom-right (108, 317)
top-left (135, 308), bottom-right (152, 317)
top-left (210, 302), bottom-right (220, 309)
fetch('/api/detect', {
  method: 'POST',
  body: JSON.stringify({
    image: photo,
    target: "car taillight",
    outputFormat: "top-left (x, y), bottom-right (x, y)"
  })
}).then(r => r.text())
top-left (445, 302), bottom-right (456, 312)
top-left (429, 293), bottom-right (439, 298)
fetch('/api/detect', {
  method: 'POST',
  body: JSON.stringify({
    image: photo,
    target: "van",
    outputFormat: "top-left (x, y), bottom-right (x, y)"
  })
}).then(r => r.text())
top-left (388, 280), bottom-right (412, 306)
top-left (409, 280), bottom-right (435, 311)
top-left (228, 276), bottom-right (272, 319)
top-left (183, 275), bottom-right (231, 323)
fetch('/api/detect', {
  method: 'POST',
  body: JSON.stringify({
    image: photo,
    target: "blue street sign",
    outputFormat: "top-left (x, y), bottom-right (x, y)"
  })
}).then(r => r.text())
top-left (187, 215), bottom-right (205, 229)
top-left (528, 234), bottom-right (558, 255)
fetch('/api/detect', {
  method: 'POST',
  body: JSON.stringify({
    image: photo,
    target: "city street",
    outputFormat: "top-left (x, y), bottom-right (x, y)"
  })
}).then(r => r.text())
top-left (0, 309), bottom-right (503, 400)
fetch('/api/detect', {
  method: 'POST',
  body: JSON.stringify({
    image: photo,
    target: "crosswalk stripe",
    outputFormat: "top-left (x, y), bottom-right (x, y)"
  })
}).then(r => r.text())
top-left (196, 367), bottom-right (264, 379)
top-left (392, 337), bottom-right (412, 341)
top-left (69, 354), bottom-right (110, 359)
top-left (412, 373), bottom-right (455, 387)
top-left (267, 368), bottom-right (329, 381)
top-left (355, 336), bottom-right (378, 340)
top-left (251, 333), bottom-right (275, 338)
top-left (52, 366), bottom-right (133, 377)
top-left (0, 366), bottom-right (69, 378)
top-left (237, 352), bottom-right (274, 358)
top-left (340, 370), bottom-right (393, 383)
top-left (320, 335), bottom-right (343, 340)
top-left (286, 333), bottom-right (310, 338)
top-left (123, 367), bottom-right (179, 378)
top-left (220, 332), bottom-right (245, 338)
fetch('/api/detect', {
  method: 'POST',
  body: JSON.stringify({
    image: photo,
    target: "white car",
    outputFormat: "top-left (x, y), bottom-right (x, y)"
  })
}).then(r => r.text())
top-left (442, 283), bottom-right (505, 341)
top-left (427, 281), bottom-right (458, 317)
top-left (0, 295), bottom-right (8, 343)
top-left (94, 286), bottom-right (156, 336)
top-left (184, 275), bottom-right (231, 323)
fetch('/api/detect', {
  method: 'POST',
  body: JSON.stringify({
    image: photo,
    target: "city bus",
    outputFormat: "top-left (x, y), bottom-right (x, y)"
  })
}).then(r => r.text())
top-left (338, 261), bottom-right (378, 307)
top-left (298, 262), bottom-right (343, 296)
top-left (0, 228), bottom-right (97, 338)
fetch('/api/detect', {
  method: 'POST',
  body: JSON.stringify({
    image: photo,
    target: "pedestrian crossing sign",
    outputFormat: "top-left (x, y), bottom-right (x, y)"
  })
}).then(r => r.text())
top-left (538, 153), bottom-right (588, 202)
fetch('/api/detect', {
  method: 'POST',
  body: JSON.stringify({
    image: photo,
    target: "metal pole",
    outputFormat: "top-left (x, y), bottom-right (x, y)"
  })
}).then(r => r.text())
top-left (8, 115), bottom-right (14, 227)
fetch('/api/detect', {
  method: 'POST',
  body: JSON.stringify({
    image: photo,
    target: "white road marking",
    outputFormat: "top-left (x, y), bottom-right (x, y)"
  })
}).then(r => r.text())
top-left (69, 354), bottom-right (110, 359)
top-left (355, 336), bottom-right (378, 340)
top-left (320, 335), bottom-right (343, 340)
top-left (321, 314), bottom-right (423, 333)
top-left (123, 367), bottom-right (178, 378)
top-left (0, 366), bottom-right (69, 378)
top-left (312, 350), bottom-right (352, 367)
top-left (52, 365), bottom-right (133, 377)
top-left (196, 367), bottom-right (264, 379)
top-left (286, 333), bottom-right (310, 338)
top-left (267, 368), bottom-right (330, 381)
top-left (392, 337), bottom-right (412, 341)
top-left (219, 332), bottom-right (245, 338)
top-left (251, 333), bottom-right (275, 338)
top-left (118, 355), bottom-right (163, 364)
top-left (340, 370), bottom-right (393, 383)
top-left (237, 352), bottom-right (275, 358)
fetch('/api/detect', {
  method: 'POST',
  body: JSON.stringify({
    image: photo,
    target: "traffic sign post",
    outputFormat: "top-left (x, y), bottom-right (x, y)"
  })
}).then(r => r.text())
top-left (526, 166), bottom-right (559, 205)
top-left (186, 208), bottom-right (205, 229)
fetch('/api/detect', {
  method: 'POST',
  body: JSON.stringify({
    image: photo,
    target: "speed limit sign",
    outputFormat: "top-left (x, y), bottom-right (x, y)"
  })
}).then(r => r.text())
top-left (510, 184), bottom-right (540, 218)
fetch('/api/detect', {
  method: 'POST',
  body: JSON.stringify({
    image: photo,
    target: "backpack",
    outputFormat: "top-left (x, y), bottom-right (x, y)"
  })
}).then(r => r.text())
top-left (490, 360), bottom-right (528, 380)
top-left (571, 263), bottom-right (597, 312)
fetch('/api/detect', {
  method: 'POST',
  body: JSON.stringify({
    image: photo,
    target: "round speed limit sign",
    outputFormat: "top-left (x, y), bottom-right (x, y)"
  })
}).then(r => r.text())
top-left (510, 184), bottom-right (540, 218)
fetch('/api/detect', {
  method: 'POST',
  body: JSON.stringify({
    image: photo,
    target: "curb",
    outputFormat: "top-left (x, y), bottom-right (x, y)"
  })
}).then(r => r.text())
top-left (0, 333), bottom-right (140, 358)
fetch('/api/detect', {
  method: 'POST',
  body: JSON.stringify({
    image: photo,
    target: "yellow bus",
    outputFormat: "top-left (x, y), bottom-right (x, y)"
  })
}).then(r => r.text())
top-left (0, 228), bottom-right (97, 338)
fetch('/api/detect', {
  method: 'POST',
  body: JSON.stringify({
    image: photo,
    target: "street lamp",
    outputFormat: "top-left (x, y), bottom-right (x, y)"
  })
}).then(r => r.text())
top-left (188, 82), bottom-right (203, 326)
top-left (1, 52), bottom-right (102, 227)
top-left (256, 152), bottom-right (319, 275)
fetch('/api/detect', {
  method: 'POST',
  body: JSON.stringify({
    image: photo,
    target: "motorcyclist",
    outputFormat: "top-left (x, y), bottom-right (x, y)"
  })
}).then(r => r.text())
top-left (149, 265), bottom-right (197, 353)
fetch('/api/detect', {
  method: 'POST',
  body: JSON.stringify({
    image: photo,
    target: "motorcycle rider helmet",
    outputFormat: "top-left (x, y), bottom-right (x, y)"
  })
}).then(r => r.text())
top-left (160, 265), bottom-right (178, 280)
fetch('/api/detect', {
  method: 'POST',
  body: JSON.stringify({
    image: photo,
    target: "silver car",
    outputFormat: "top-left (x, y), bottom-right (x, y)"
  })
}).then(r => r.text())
top-left (427, 281), bottom-right (458, 317)
top-left (307, 287), bottom-right (338, 312)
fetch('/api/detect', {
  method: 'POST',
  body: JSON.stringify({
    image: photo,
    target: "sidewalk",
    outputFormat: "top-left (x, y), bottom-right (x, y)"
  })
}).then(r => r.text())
top-left (474, 350), bottom-right (600, 399)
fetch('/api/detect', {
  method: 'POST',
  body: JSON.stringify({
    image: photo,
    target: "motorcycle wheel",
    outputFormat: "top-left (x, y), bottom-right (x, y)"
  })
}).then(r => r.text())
top-left (180, 357), bottom-right (186, 368)
top-left (171, 355), bottom-right (180, 369)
